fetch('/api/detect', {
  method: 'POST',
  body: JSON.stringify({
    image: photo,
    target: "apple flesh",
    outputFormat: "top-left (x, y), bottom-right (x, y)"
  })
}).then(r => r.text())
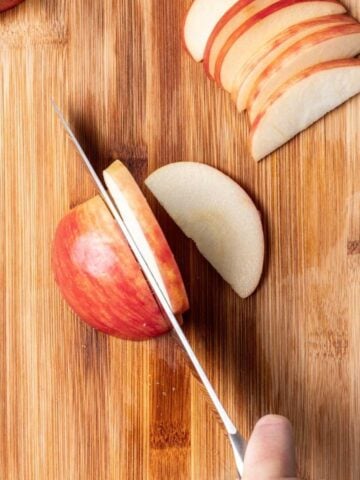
top-left (146, 162), bottom-right (265, 299)
top-left (183, 0), bottom-right (239, 62)
top-left (250, 59), bottom-right (360, 161)
top-left (231, 14), bottom-right (355, 111)
top-left (0, 0), bottom-right (24, 12)
top-left (103, 160), bottom-right (189, 314)
top-left (214, 0), bottom-right (347, 91)
top-left (248, 23), bottom-right (360, 122)
top-left (52, 195), bottom-right (177, 340)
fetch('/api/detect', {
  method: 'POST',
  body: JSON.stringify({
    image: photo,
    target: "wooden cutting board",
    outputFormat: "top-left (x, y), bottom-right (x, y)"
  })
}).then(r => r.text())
top-left (1, 0), bottom-right (359, 478)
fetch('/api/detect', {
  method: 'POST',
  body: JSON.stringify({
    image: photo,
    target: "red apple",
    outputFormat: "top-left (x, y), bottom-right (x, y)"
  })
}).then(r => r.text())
top-left (103, 160), bottom-right (189, 314)
top-left (0, 0), bottom-right (24, 12)
top-left (52, 195), bottom-right (176, 340)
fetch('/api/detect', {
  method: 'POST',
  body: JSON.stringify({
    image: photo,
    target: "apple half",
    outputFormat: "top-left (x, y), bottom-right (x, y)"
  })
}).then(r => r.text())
top-left (103, 160), bottom-right (189, 314)
top-left (248, 22), bottom-right (360, 123)
top-left (53, 163), bottom-right (189, 341)
top-left (231, 13), bottom-right (355, 111)
top-left (0, 0), bottom-right (24, 12)
top-left (52, 196), bottom-right (176, 340)
top-left (211, 0), bottom-right (347, 92)
top-left (183, 0), bottom-right (239, 62)
top-left (250, 59), bottom-right (360, 161)
top-left (145, 162), bottom-right (265, 299)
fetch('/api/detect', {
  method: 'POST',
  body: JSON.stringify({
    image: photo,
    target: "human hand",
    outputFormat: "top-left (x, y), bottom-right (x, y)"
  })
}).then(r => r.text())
top-left (242, 415), bottom-right (297, 479)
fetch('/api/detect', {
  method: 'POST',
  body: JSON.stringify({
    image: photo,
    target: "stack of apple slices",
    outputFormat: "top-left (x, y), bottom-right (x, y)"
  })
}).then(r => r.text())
top-left (184, 0), bottom-right (360, 160)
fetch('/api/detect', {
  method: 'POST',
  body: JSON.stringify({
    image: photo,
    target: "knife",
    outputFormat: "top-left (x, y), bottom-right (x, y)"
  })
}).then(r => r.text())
top-left (52, 100), bottom-right (247, 478)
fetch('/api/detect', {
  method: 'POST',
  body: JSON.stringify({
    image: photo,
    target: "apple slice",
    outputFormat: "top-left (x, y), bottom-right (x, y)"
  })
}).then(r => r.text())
top-left (103, 160), bottom-right (189, 314)
top-left (204, 0), bottom-right (281, 78)
top-left (52, 196), bottom-right (173, 340)
top-left (213, 0), bottom-right (347, 92)
top-left (231, 14), bottom-right (355, 111)
top-left (250, 59), bottom-right (360, 161)
top-left (145, 162), bottom-right (265, 299)
top-left (0, 0), bottom-right (24, 12)
top-left (183, 0), bottom-right (239, 62)
top-left (248, 22), bottom-right (360, 123)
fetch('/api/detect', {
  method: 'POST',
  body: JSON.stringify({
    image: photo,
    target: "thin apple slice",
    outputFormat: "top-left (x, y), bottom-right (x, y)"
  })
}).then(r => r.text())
top-left (250, 59), bottom-right (360, 161)
top-left (183, 0), bottom-right (239, 62)
top-left (213, 0), bottom-right (346, 92)
top-left (52, 196), bottom-right (172, 340)
top-left (103, 160), bottom-right (189, 314)
top-left (231, 14), bottom-right (355, 111)
top-left (204, 0), bottom-right (281, 79)
top-left (248, 23), bottom-right (360, 123)
top-left (145, 162), bottom-right (265, 299)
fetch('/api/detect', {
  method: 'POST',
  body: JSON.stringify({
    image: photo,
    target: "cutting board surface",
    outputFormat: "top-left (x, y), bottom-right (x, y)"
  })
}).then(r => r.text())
top-left (1, 1), bottom-right (359, 479)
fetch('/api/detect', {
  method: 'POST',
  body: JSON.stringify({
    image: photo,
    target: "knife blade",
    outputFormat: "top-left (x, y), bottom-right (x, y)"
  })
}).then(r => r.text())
top-left (52, 99), bottom-right (247, 477)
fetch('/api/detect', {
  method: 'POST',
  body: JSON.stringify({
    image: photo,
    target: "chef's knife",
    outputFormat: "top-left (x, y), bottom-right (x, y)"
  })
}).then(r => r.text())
top-left (52, 100), bottom-right (247, 478)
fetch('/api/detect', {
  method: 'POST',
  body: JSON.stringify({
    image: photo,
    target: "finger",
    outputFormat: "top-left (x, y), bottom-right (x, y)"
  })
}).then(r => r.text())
top-left (243, 415), bottom-right (297, 479)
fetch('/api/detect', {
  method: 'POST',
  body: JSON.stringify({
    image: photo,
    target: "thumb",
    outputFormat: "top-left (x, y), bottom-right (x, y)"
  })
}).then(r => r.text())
top-left (243, 415), bottom-right (297, 479)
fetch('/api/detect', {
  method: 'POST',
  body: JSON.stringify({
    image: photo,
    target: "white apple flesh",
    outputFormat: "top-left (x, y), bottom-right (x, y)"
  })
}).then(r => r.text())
top-left (248, 23), bottom-right (360, 122)
top-left (250, 59), bottom-right (360, 161)
top-left (231, 14), bottom-right (355, 111)
top-left (214, 0), bottom-right (347, 91)
top-left (146, 162), bottom-right (265, 299)
top-left (183, 0), bottom-right (239, 62)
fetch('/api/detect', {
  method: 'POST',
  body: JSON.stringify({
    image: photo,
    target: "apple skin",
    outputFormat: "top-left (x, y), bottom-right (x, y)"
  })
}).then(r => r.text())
top-left (52, 195), bottom-right (173, 341)
top-left (0, 0), bottom-right (24, 12)
top-left (104, 161), bottom-right (189, 314)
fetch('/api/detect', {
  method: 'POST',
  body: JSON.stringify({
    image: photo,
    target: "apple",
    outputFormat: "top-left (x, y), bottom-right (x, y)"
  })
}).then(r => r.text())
top-left (145, 162), bottom-right (265, 299)
top-left (231, 14), bottom-right (355, 111)
top-left (103, 160), bottom-right (189, 314)
top-left (250, 59), bottom-right (360, 161)
top-left (0, 0), bottom-right (24, 12)
top-left (212, 0), bottom-right (346, 92)
top-left (203, 0), bottom-right (280, 79)
top-left (248, 22), bottom-right (360, 123)
top-left (52, 195), bottom-right (179, 340)
top-left (183, 0), bottom-right (239, 62)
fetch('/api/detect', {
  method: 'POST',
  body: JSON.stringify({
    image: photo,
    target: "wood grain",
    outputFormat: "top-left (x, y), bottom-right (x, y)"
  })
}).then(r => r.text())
top-left (0, 0), bottom-right (359, 478)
